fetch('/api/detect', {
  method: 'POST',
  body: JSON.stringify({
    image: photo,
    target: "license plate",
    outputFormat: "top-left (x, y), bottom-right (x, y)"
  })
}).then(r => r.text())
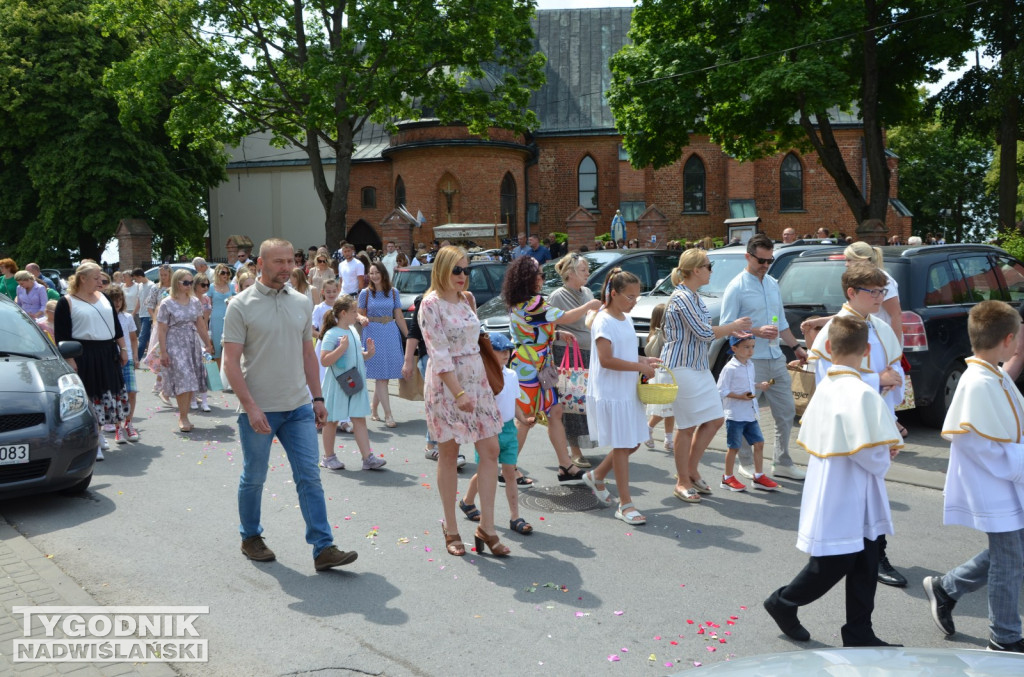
top-left (0, 444), bottom-right (29, 465)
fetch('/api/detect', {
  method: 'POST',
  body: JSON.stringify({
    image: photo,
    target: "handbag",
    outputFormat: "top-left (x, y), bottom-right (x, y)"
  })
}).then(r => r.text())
top-left (334, 365), bottom-right (364, 396)
top-left (557, 340), bottom-right (588, 415)
top-left (537, 349), bottom-right (560, 390)
top-left (204, 355), bottom-right (223, 391)
top-left (398, 368), bottom-right (424, 401)
top-left (477, 333), bottom-right (504, 396)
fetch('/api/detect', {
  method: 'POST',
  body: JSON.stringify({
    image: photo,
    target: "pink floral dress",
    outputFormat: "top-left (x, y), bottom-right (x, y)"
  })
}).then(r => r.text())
top-left (419, 291), bottom-right (502, 445)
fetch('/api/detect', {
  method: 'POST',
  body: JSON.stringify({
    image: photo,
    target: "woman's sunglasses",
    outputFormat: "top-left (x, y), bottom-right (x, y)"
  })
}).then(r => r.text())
top-left (181, 280), bottom-right (194, 286)
top-left (451, 266), bottom-right (469, 276)
top-left (219, 270), bottom-right (231, 276)
top-left (197, 282), bottom-right (209, 288)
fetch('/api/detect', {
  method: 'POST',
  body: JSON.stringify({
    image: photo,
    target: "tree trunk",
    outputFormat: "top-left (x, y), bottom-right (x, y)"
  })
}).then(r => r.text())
top-left (996, 0), bottom-right (1022, 231)
top-left (799, 111), bottom-right (870, 222)
top-left (861, 0), bottom-right (891, 223)
top-left (76, 232), bottom-right (101, 264)
top-left (324, 123), bottom-right (355, 250)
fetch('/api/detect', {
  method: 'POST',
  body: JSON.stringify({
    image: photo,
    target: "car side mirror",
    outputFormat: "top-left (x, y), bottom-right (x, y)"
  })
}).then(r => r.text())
top-left (58, 341), bottom-right (83, 360)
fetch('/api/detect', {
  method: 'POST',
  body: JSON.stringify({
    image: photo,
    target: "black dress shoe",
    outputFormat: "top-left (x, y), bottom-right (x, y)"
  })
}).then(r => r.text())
top-left (764, 593), bottom-right (811, 642)
top-left (845, 637), bottom-right (903, 647)
top-left (878, 556), bottom-right (908, 587)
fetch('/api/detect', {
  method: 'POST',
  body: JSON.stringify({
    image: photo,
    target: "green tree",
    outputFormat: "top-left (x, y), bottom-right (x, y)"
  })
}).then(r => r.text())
top-left (95, 0), bottom-right (546, 247)
top-left (608, 0), bottom-right (972, 227)
top-left (0, 0), bottom-right (225, 266)
top-left (931, 0), bottom-right (1023, 232)
top-left (888, 116), bottom-right (997, 242)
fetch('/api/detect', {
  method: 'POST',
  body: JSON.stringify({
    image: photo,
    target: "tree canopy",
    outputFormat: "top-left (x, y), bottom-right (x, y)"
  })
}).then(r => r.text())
top-left (0, 0), bottom-right (225, 266)
top-left (95, 0), bottom-right (546, 248)
top-left (608, 0), bottom-right (973, 227)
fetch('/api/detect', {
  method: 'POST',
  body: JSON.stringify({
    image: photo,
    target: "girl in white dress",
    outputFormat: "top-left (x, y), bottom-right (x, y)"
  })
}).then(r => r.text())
top-left (582, 269), bottom-right (659, 525)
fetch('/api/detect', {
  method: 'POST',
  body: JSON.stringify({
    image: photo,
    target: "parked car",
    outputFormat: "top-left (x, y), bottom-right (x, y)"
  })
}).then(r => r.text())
top-left (631, 241), bottom-right (843, 366)
top-left (0, 296), bottom-right (97, 499)
top-left (777, 243), bottom-right (1024, 427)
top-left (477, 249), bottom-right (680, 336)
top-left (393, 261), bottom-right (508, 323)
top-left (144, 263), bottom-right (196, 284)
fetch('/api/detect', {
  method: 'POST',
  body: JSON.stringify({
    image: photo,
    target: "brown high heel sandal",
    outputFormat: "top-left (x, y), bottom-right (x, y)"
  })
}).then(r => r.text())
top-left (443, 525), bottom-right (465, 556)
top-left (474, 527), bottom-right (510, 557)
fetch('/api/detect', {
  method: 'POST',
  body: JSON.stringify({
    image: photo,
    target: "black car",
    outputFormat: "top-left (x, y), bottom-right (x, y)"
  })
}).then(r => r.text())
top-left (393, 261), bottom-right (508, 323)
top-left (0, 296), bottom-right (98, 498)
top-left (477, 249), bottom-right (680, 334)
top-left (778, 243), bottom-right (1024, 427)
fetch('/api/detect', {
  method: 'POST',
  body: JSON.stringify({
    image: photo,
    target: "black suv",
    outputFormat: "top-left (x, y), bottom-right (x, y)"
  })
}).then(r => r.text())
top-left (476, 249), bottom-right (679, 335)
top-left (393, 262), bottom-right (507, 323)
top-left (778, 244), bottom-right (1024, 427)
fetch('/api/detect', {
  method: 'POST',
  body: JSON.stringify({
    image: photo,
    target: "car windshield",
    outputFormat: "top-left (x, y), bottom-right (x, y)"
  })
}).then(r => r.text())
top-left (393, 270), bottom-right (430, 294)
top-left (649, 252), bottom-right (749, 297)
top-left (778, 261), bottom-right (848, 311)
top-left (0, 303), bottom-right (52, 356)
top-left (539, 251), bottom-right (617, 295)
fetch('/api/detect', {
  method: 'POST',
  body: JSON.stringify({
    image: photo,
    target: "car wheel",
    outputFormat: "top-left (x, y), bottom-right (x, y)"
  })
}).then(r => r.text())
top-left (920, 359), bottom-right (966, 429)
top-left (60, 473), bottom-right (92, 495)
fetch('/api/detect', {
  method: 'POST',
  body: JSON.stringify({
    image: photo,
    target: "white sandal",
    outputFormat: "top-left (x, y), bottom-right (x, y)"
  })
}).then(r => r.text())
top-left (583, 470), bottom-right (613, 506)
top-left (615, 502), bottom-right (646, 525)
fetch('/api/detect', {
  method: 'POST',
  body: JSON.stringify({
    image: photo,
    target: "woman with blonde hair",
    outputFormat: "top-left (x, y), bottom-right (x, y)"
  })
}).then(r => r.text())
top-left (55, 261), bottom-right (129, 459)
top-left (843, 241), bottom-right (903, 344)
top-left (663, 249), bottom-right (751, 502)
top-left (290, 267), bottom-right (316, 306)
top-left (419, 246), bottom-right (507, 557)
top-left (308, 251), bottom-right (336, 297)
top-left (157, 269), bottom-right (214, 431)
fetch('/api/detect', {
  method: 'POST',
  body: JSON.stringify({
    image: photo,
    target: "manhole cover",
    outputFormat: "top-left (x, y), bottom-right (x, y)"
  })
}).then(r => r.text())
top-left (519, 485), bottom-right (604, 513)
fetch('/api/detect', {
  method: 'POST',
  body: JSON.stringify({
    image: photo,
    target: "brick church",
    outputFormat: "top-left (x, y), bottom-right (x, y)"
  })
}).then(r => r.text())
top-left (208, 8), bottom-right (911, 258)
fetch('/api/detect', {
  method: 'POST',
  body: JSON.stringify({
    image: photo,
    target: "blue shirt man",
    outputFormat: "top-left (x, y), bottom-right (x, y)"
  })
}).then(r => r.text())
top-left (527, 235), bottom-right (552, 265)
top-left (511, 234), bottom-right (531, 259)
top-left (720, 233), bottom-right (808, 480)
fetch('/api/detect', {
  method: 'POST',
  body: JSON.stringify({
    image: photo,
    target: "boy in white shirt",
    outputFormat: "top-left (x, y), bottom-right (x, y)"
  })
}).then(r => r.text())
top-left (923, 300), bottom-right (1024, 652)
top-left (765, 315), bottom-right (902, 647)
top-left (717, 334), bottom-right (777, 491)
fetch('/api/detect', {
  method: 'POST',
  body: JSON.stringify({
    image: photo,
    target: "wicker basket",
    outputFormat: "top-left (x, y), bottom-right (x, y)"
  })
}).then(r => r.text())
top-left (637, 366), bottom-right (678, 405)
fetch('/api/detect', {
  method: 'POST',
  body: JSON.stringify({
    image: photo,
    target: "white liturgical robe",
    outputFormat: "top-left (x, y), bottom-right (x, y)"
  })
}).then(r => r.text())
top-left (795, 367), bottom-right (902, 556)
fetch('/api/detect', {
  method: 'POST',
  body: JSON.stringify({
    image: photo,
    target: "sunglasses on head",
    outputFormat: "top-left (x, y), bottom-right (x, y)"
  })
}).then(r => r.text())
top-left (451, 266), bottom-right (469, 276)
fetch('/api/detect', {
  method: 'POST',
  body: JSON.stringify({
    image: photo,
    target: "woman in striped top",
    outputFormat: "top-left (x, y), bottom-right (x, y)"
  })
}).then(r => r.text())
top-left (662, 249), bottom-right (751, 503)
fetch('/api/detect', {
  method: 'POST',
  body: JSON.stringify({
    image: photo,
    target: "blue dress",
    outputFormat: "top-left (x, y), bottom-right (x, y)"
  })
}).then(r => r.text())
top-left (358, 288), bottom-right (403, 380)
top-left (208, 284), bottom-right (234, 358)
top-left (321, 326), bottom-right (370, 420)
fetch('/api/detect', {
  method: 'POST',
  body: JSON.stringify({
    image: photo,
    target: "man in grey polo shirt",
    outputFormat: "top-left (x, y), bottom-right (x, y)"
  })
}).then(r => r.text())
top-left (223, 238), bottom-right (357, 571)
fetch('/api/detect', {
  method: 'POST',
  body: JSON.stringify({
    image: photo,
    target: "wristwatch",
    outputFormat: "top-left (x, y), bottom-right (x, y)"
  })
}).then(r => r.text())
top-left (312, 397), bottom-right (325, 403)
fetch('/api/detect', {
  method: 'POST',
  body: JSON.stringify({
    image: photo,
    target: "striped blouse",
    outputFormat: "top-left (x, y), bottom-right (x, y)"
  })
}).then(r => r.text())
top-left (661, 285), bottom-right (715, 370)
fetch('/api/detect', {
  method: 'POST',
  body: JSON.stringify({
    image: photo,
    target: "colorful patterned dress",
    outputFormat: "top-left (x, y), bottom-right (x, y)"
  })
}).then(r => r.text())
top-left (509, 294), bottom-right (564, 417)
top-left (419, 292), bottom-right (502, 445)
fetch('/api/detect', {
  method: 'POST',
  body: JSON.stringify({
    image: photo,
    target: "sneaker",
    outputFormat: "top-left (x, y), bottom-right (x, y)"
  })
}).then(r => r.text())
top-left (201, 402), bottom-right (211, 412)
top-left (102, 423), bottom-right (116, 433)
top-left (125, 422), bottom-right (139, 442)
top-left (339, 421), bottom-right (354, 434)
top-left (95, 448), bottom-right (105, 462)
top-left (663, 436), bottom-right (673, 452)
top-left (190, 398), bottom-right (198, 410)
top-left (752, 474), bottom-right (779, 491)
top-left (240, 535), bottom-right (275, 562)
top-left (114, 426), bottom-right (127, 445)
top-left (736, 463), bottom-right (754, 479)
top-left (456, 454), bottom-right (467, 469)
top-left (362, 454), bottom-right (387, 470)
top-left (923, 576), bottom-right (956, 636)
top-left (424, 446), bottom-right (439, 461)
top-left (988, 638), bottom-right (1024, 652)
top-left (99, 434), bottom-right (110, 451)
top-left (720, 475), bottom-right (747, 492)
top-left (320, 455), bottom-right (345, 470)
top-left (314, 545), bottom-right (358, 571)
top-left (773, 464), bottom-right (806, 480)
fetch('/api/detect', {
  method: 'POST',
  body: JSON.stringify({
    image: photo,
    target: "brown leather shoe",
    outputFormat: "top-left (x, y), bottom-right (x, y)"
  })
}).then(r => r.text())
top-left (240, 535), bottom-right (275, 562)
top-left (314, 546), bottom-right (358, 571)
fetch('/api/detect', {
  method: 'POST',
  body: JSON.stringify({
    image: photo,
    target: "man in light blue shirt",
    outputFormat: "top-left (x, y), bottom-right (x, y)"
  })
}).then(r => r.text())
top-left (720, 233), bottom-right (808, 480)
top-left (511, 234), bottom-right (531, 259)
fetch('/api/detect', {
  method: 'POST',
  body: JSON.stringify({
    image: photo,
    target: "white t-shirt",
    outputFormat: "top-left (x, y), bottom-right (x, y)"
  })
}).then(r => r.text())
top-left (338, 257), bottom-right (365, 294)
top-left (874, 270), bottom-right (899, 327)
top-left (123, 282), bottom-right (142, 315)
top-left (495, 367), bottom-right (519, 423)
top-left (118, 312), bottom-right (138, 361)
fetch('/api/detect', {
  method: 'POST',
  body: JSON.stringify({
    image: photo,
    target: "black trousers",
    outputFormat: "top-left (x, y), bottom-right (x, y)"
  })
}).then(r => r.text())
top-left (771, 537), bottom-right (880, 646)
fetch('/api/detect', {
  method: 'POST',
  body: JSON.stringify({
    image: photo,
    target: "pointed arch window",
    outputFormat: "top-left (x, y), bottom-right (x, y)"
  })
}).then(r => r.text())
top-left (780, 153), bottom-right (803, 211)
top-left (683, 155), bottom-right (706, 213)
top-left (395, 176), bottom-right (406, 208)
top-left (500, 173), bottom-right (517, 234)
top-left (578, 156), bottom-right (597, 209)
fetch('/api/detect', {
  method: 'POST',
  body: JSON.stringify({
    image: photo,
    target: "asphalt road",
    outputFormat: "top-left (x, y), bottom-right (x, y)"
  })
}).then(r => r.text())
top-left (0, 369), bottom-right (1009, 676)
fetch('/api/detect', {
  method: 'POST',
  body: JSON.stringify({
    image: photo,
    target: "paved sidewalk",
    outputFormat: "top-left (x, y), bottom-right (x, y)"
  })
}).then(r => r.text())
top-left (0, 520), bottom-right (176, 677)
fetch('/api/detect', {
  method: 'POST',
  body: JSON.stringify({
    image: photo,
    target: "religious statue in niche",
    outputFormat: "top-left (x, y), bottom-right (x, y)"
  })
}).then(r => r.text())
top-left (441, 181), bottom-right (458, 224)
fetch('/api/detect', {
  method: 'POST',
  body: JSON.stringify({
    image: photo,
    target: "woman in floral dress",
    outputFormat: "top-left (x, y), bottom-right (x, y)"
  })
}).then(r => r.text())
top-left (503, 256), bottom-right (601, 485)
top-left (158, 269), bottom-right (213, 432)
top-left (419, 246), bottom-right (507, 557)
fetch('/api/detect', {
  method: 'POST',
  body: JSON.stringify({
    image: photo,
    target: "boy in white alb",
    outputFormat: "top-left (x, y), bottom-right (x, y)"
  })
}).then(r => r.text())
top-left (923, 301), bottom-right (1024, 652)
top-left (717, 334), bottom-right (777, 491)
top-left (765, 315), bottom-right (902, 647)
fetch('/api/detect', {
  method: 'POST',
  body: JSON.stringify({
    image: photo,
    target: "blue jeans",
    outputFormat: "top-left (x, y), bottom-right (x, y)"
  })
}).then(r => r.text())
top-left (137, 316), bottom-right (152, 359)
top-left (237, 405), bottom-right (333, 558)
top-left (419, 355), bottom-right (435, 447)
top-left (941, 528), bottom-right (1024, 643)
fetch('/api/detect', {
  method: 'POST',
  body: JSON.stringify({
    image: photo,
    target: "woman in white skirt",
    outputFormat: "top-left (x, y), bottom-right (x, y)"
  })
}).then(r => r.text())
top-left (662, 249), bottom-right (751, 503)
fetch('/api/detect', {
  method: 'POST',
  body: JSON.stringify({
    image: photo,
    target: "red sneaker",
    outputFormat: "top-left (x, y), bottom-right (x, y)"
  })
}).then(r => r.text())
top-left (753, 474), bottom-right (779, 491)
top-left (720, 475), bottom-right (747, 492)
